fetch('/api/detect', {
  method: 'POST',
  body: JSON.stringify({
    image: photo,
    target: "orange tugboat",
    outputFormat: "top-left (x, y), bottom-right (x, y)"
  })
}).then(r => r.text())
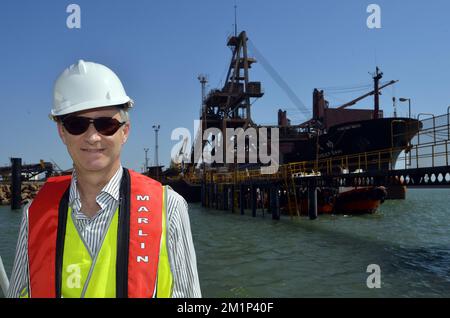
top-left (333, 186), bottom-right (387, 215)
top-left (297, 186), bottom-right (386, 215)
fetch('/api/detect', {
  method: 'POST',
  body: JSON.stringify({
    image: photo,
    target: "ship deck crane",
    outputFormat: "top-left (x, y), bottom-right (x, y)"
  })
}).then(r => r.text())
top-left (337, 79), bottom-right (398, 109)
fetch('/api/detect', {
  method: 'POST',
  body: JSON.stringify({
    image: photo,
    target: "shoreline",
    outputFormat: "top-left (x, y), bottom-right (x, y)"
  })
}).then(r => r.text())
top-left (0, 181), bottom-right (44, 206)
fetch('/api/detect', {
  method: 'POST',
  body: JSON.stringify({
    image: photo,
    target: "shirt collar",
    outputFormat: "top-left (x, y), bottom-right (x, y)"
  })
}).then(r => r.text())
top-left (69, 165), bottom-right (123, 212)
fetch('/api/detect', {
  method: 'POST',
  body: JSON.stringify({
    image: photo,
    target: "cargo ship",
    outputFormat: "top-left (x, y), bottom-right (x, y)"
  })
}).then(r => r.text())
top-left (266, 67), bottom-right (421, 170)
top-left (163, 31), bottom-right (421, 214)
top-left (193, 31), bottom-right (420, 169)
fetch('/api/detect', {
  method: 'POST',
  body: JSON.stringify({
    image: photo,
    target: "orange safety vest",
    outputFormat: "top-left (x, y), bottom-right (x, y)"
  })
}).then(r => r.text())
top-left (27, 168), bottom-right (171, 298)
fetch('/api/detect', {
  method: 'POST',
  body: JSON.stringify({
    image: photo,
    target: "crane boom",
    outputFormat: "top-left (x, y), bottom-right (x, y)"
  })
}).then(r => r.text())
top-left (337, 80), bottom-right (398, 109)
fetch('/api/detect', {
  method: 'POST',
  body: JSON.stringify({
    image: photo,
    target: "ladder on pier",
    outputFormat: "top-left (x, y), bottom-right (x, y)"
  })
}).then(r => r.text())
top-left (283, 165), bottom-right (300, 217)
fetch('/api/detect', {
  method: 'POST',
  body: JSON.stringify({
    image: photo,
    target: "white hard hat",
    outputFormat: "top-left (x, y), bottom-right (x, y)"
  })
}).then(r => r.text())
top-left (51, 59), bottom-right (133, 119)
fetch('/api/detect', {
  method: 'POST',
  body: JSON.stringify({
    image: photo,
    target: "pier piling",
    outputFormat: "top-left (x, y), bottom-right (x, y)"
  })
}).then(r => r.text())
top-left (270, 185), bottom-right (280, 220)
top-left (239, 184), bottom-right (244, 215)
top-left (222, 186), bottom-right (228, 210)
top-left (251, 185), bottom-right (257, 217)
top-left (231, 185), bottom-right (235, 213)
top-left (201, 183), bottom-right (206, 207)
top-left (215, 184), bottom-right (219, 210)
top-left (11, 157), bottom-right (22, 210)
top-left (308, 179), bottom-right (318, 220)
top-left (207, 184), bottom-right (210, 208)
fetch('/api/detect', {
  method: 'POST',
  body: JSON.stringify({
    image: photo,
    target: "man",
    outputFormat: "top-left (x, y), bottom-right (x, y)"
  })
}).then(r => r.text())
top-left (8, 60), bottom-right (201, 298)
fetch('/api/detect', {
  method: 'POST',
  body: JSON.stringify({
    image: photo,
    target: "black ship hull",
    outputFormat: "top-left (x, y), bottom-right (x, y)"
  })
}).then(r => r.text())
top-left (280, 117), bottom-right (421, 171)
top-left (162, 178), bottom-right (202, 203)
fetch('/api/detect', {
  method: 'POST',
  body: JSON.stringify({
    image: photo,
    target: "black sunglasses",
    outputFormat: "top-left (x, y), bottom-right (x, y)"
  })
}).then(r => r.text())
top-left (62, 116), bottom-right (126, 136)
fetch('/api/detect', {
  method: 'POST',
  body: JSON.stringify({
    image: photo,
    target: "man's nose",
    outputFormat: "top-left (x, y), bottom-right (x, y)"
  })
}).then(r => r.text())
top-left (84, 123), bottom-right (102, 143)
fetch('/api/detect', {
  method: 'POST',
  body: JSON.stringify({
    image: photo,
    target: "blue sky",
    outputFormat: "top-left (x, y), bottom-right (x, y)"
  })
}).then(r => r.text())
top-left (1, 0), bottom-right (450, 172)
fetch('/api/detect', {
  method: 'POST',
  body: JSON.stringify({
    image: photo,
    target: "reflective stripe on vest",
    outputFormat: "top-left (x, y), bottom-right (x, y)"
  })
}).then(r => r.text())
top-left (61, 207), bottom-right (119, 298)
top-left (27, 168), bottom-right (173, 298)
top-left (156, 185), bottom-right (173, 298)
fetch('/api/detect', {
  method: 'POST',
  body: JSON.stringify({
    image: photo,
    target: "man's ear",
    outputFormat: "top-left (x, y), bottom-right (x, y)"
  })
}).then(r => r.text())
top-left (57, 122), bottom-right (67, 145)
top-left (121, 122), bottom-right (130, 144)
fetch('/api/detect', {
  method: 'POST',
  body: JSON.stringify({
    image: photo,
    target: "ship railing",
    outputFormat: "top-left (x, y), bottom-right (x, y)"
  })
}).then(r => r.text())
top-left (412, 111), bottom-right (450, 145)
top-left (448, 106), bottom-right (450, 140)
top-left (194, 112), bottom-right (450, 184)
top-left (196, 139), bottom-right (450, 184)
top-left (401, 139), bottom-right (450, 169)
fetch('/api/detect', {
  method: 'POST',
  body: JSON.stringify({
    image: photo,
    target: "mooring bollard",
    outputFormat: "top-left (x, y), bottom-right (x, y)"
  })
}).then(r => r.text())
top-left (11, 157), bottom-right (22, 210)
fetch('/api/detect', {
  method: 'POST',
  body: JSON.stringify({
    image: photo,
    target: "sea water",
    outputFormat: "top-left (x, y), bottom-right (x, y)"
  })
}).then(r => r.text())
top-left (1, 188), bottom-right (449, 298)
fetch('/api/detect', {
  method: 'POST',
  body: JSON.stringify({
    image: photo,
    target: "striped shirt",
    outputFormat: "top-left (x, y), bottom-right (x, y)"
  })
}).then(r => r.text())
top-left (7, 166), bottom-right (201, 298)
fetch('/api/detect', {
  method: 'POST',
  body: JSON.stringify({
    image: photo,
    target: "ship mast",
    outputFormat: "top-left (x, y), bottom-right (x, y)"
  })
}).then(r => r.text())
top-left (234, 1), bottom-right (238, 37)
top-left (336, 79), bottom-right (397, 110)
top-left (373, 66), bottom-right (383, 119)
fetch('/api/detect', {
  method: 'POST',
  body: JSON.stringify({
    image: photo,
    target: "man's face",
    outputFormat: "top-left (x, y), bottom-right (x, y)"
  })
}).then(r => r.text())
top-left (57, 107), bottom-right (130, 175)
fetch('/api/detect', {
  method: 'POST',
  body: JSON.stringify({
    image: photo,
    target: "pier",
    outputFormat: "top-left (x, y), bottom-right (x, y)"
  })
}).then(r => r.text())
top-left (165, 31), bottom-right (450, 219)
top-left (0, 159), bottom-right (53, 209)
top-left (187, 111), bottom-right (450, 219)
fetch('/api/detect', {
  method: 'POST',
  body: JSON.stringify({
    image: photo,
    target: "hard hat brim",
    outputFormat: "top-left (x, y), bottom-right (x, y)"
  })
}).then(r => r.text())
top-left (50, 97), bottom-right (132, 117)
